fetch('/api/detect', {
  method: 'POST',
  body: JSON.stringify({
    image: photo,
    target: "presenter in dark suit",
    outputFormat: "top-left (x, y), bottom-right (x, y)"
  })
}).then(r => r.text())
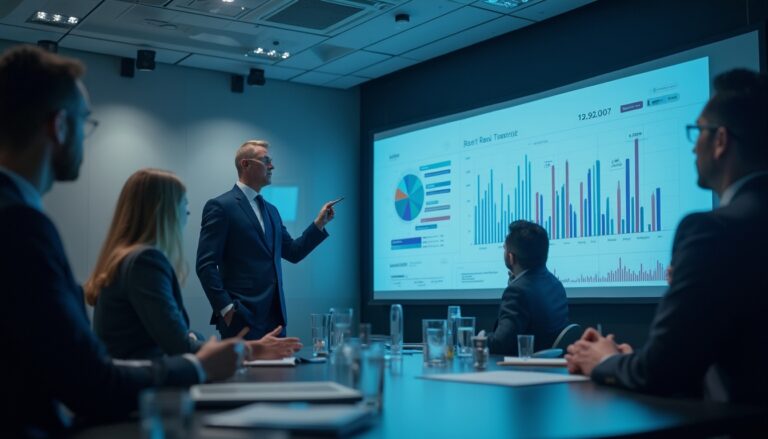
top-left (566, 69), bottom-right (768, 405)
top-left (197, 140), bottom-right (337, 340)
top-left (0, 46), bottom-right (244, 437)
top-left (87, 169), bottom-right (301, 360)
top-left (487, 220), bottom-right (569, 355)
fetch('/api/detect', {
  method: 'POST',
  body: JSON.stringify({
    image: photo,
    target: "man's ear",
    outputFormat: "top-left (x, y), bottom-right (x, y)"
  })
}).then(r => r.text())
top-left (506, 250), bottom-right (516, 267)
top-left (713, 126), bottom-right (730, 161)
top-left (50, 109), bottom-right (69, 145)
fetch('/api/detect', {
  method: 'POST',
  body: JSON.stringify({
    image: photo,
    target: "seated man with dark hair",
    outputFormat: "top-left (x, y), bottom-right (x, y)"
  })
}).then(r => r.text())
top-left (487, 220), bottom-right (569, 355)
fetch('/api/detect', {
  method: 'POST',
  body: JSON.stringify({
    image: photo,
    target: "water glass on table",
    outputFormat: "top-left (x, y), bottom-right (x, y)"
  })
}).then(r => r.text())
top-left (139, 389), bottom-right (193, 439)
top-left (331, 308), bottom-right (353, 350)
top-left (422, 319), bottom-right (448, 367)
top-left (455, 317), bottom-right (475, 358)
top-left (517, 334), bottom-right (535, 359)
top-left (310, 313), bottom-right (330, 357)
top-left (359, 342), bottom-right (385, 411)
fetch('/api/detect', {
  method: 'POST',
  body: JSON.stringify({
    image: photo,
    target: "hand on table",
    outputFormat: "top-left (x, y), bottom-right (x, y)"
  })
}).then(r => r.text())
top-left (195, 327), bottom-right (249, 381)
top-left (565, 327), bottom-right (633, 376)
top-left (247, 325), bottom-right (303, 360)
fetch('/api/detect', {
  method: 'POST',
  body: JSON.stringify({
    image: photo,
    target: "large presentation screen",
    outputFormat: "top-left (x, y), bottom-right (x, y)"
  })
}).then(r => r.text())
top-left (372, 31), bottom-right (761, 300)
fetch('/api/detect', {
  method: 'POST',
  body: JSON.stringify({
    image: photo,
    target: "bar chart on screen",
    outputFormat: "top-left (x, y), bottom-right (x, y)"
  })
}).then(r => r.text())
top-left (374, 56), bottom-right (713, 294)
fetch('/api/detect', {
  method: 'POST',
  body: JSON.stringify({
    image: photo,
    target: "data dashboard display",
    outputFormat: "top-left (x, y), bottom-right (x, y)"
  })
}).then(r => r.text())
top-left (372, 32), bottom-right (760, 300)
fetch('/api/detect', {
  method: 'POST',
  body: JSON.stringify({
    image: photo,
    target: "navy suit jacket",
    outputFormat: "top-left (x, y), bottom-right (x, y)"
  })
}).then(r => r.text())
top-left (592, 174), bottom-right (768, 404)
top-left (487, 266), bottom-right (569, 355)
top-left (94, 247), bottom-right (204, 359)
top-left (196, 185), bottom-right (327, 339)
top-left (0, 173), bottom-right (199, 437)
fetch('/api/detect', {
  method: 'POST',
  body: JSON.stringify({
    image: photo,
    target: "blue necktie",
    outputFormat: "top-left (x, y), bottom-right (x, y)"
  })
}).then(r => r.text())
top-left (255, 194), bottom-right (273, 250)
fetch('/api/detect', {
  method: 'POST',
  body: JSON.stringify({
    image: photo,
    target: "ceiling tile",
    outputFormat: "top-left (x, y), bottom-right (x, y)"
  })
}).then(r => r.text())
top-left (0, 23), bottom-right (65, 43)
top-left (510, 0), bottom-right (595, 21)
top-left (366, 6), bottom-right (501, 55)
top-left (323, 0), bottom-right (464, 51)
top-left (179, 53), bottom-right (304, 80)
top-left (353, 55), bottom-right (420, 78)
top-left (405, 15), bottom-right (529, 61)
top-left (60, 35), bottom-right (190, 63)
top-left (324, 75), bottom-right (369, 89)
top-left (315, 50), bottom-right (390, 75)
top-left (290, 70), bottom-right (339, 86)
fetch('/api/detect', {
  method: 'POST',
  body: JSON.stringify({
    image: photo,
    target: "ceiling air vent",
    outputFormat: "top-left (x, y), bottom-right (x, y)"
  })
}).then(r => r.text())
top-left (261, 0), bottom-right (395, 32)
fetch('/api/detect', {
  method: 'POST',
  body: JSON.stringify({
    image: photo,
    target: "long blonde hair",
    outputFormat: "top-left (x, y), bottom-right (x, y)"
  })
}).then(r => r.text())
top-left (84, 168), bottom-right (187, 306)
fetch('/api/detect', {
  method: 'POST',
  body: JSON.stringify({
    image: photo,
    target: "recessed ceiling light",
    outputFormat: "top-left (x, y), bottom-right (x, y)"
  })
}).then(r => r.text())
top-left (245, 47), bottom-right (290, 61)
top-left (29, 11), bottom-right (80, 28)
top-left (483, 0), bottom-right (531, 9)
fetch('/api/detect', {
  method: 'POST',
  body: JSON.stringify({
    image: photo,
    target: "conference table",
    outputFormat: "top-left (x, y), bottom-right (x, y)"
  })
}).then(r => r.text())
top-left (74, 350), bottom-right (767, 438)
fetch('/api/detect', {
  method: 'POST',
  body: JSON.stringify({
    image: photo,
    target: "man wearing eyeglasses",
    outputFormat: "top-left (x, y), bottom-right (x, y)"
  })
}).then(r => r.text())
top-left (0, 46), bottom-right (247, 437)
top-left (197, 140), bottom-right (336, 340)
top-left (566, 69), bottom-right (768, 404)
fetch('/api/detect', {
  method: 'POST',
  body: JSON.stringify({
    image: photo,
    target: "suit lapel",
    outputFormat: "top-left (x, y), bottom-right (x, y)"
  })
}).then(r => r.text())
top-left (231, 186), bottom-right (272, 253)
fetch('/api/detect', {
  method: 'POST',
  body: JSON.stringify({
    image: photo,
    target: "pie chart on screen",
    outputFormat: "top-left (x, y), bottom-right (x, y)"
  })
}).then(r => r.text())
top-left (394, 174), bottom-right (424, 221)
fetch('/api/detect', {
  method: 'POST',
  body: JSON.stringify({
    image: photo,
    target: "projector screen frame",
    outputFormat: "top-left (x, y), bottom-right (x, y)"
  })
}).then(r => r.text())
top-left (363, 25), bottom-right (765, 306)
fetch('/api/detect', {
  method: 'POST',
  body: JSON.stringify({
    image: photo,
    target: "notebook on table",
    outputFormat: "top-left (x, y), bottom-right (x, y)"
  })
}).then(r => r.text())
top-left (204, 402), bottom-right (375, 436)
top-left (191, 381), bottom-right (362, 407)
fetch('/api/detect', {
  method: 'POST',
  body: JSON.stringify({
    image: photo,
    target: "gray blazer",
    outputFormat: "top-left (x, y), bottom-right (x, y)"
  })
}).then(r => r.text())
top-left (94, 246), bottom-right (204, 359)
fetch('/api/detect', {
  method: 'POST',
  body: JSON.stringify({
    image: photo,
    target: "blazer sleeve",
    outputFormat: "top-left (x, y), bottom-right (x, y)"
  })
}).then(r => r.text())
top-left (124, 249), bottom-right (204, 355)
top-left (196, 198), bottom-right (232, 314)
top-left (488, 284), bottom-right (530, 355)
top-left (591, 213), bottom-right (729, 396)
top-left (3, 208), bottom-right (200, 422)
top-left (280, 220), bottom-right (328, 264)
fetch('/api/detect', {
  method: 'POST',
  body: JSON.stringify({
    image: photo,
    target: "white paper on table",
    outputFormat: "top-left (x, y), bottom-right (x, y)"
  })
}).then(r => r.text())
top-left (419, 370), bottom-right (588, 387)
top-left (243, 357), bottom-right (296, 367)
top-left (204, 403), bottom-right (373, 431)
top-left (498, 357), bottom-right (567, 366)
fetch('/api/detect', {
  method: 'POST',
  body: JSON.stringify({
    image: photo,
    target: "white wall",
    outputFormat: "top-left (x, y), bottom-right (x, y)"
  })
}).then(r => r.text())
top-left (1, 41), bottom-right (360, 343)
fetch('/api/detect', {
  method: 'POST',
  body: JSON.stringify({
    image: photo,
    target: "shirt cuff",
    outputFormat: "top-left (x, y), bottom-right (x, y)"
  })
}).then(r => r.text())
top-left (220, 303), bottom-right (234, 317)
top-left (183, 353), bottom-right (207, 383)
top-left (597, 353), bottom-right (619, 367)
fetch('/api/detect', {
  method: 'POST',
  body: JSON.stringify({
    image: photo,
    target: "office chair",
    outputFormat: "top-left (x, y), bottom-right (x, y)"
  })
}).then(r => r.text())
top-left (532, 323), bottom-right (583, 358)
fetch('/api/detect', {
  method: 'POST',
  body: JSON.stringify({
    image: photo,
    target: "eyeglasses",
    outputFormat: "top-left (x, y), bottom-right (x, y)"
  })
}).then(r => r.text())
top-left (685, 124), bottom-right (720, 143)
top-left (244, 156), bottom-right (273, 166)
top-left (84, 118), bottom-right (99, 138)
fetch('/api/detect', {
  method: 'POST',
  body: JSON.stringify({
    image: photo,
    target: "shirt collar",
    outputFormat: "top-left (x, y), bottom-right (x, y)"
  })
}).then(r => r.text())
top-left (719, 171), bottom-right (768, 207)
top-left (0, 165), bottom-right (43, 211)
top-left (509, 269), bottom-right (529, 285)
top-left (235, 180), bottom-right (260, 200)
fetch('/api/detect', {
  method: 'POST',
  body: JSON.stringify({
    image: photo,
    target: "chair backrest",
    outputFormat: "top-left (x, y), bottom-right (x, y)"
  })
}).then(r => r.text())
top-left (551, 323), bottom-right (582, 350)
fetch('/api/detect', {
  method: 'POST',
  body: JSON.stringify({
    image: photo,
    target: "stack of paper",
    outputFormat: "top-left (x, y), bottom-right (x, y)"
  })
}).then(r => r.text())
top-left (420, 370), bottom-right (588, 387)
top-left (497, 357), bottom-right (567, 366)
top-left (205, 403), bottom-right (375, 435)
top-left (244, 357), bottom-right (296, 367)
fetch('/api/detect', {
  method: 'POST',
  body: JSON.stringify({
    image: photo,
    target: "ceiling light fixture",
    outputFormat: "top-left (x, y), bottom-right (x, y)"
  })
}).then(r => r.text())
top-left (29, 11), bottom-right (79, 28)
top-left (245, 47), bottom-right (290, 61)
top-left (482, 0), bottom-right (532, 9)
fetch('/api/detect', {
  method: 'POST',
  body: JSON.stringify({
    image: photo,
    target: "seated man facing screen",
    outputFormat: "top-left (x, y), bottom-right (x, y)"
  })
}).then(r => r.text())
top-left (487, 220), bottom-right (569, 355)
top-left (86, 168), bottom-right (302, 360)
top-left (566, 69), bottom-right (768, 405)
